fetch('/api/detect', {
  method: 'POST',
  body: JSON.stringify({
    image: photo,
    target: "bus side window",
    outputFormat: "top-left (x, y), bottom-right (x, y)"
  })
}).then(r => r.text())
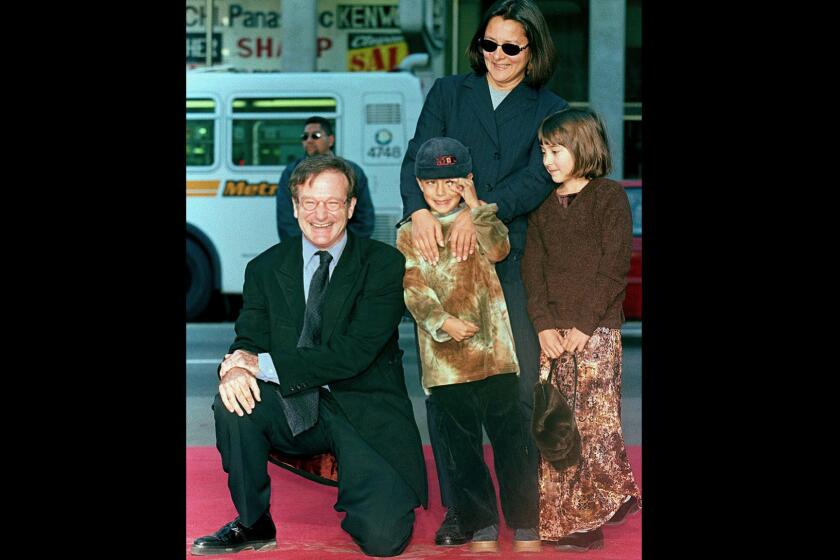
top-left (187, 120), bottom-right (214, 166)
top-left (230, 96), bottom-right (337, 167)
top-left (231, 119), bottom-right (307, 167)
top-left (186, 98), bottom-right (217, 167)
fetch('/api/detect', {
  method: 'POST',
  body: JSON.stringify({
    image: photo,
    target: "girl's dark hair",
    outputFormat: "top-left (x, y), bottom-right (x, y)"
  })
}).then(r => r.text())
top-left (466, 0), bottom-right (557, 88)
top-left (289, 154), bottom-right (357, 200)
top-left (538, 108), bottom-right (612, 179)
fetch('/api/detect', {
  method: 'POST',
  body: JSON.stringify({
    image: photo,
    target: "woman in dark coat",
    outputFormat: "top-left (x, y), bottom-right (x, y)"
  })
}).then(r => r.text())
top-left (398, 0), bottom-right (568, 548)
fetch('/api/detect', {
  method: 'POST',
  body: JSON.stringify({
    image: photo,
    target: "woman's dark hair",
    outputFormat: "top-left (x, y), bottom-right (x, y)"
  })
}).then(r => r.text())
top-left (289, 154), bottom-right (357, 201)
top-left (538, 108), bottom-right (612, 179)
top-left (466, 0), bottom-right (557, 88)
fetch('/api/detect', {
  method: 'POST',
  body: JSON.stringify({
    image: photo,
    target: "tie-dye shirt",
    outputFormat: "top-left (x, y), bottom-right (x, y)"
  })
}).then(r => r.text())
top-left (397, 203), bottom-right (519, 393)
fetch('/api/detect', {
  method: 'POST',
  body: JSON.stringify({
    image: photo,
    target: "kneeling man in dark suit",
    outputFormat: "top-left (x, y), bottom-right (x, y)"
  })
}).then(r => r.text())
top-left (191, 155), bottom-right (428, 557)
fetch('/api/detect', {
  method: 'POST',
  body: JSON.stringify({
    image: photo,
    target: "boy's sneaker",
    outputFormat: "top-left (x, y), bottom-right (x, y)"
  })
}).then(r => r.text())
top-left (513, 527), bottom-right (542, 552)
top-left (554, 528), bottom-right (604, 552)
top-left (606, 496), bottom-right (640, 526)
top-left (469, 523), bottom-right (499, 553)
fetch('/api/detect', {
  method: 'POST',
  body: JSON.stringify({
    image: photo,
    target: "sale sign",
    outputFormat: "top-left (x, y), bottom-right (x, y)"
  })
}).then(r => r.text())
top-left (346, 34), bottom-right (409, 71)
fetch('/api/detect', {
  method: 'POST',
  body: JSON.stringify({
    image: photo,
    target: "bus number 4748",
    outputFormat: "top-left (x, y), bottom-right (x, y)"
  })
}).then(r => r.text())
top-left (367, 146), bottom-right (401, 158)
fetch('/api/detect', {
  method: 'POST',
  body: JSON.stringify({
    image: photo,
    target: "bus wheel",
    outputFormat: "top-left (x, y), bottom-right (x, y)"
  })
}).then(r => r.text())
top-left (187, 237), bottom-right (212, 321)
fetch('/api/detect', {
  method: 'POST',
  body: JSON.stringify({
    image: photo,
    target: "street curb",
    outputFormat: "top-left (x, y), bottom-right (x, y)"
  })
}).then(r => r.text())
top-left (401, 319), bottom-right (642, 338)
top-left (622, 322), bottom-right (642, 339)
top-left (189, 321), bottom-right (643, 338)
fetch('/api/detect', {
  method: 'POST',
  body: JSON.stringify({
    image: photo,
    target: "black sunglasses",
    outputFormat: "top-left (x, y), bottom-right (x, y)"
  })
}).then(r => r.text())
top-left (300, 131), bottom-right (325, 141)
top-left (478, 38), bottom-right (529, 56)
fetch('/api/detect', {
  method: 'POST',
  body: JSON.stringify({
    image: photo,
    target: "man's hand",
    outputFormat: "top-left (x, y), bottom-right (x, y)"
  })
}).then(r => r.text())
top-left (219, 367), bottom-right (262, 416)
top-left (450, 209), bottom-right (477, 262)
top-left (441, 317), bottom-right (479, 342)
top-left (560, 327), bottom-right (591, 354)
top-left (411, 209), bottom-right (444, 264)
top-left (538, 329), bottom-right (567, 359)
top-left (220, 349), bottom-right (259, 378)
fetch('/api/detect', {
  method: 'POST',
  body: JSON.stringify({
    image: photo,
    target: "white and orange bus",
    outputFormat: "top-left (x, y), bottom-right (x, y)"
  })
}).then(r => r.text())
top-left (186, 68), bottom-right (425, 319)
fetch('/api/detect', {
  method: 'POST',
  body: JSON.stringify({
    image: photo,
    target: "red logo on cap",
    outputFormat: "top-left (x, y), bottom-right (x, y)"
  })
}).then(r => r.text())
top-left (435, 155), bottom-right (457, 166)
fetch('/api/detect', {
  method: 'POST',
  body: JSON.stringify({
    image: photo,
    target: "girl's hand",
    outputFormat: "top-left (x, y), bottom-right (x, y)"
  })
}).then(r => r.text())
top-left (538, 329), bottom-right (566, 359)
top-left (560, 327), bottom-right (591, 353)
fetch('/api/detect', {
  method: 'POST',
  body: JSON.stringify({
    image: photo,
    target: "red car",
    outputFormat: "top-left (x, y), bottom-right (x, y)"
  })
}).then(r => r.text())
top-left (621, 181), bottom-right (642, 320)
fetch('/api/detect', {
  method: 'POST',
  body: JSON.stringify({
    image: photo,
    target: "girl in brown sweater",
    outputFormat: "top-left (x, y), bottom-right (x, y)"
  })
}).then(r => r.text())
top-left (521, 109), bottom-right (642, 551)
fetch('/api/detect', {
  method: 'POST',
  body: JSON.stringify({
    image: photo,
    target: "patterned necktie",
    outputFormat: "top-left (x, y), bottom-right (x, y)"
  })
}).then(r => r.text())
top-left (278, 250), bottom-right (332, 436)
top-left (298, 250), bottom-right (333, 348)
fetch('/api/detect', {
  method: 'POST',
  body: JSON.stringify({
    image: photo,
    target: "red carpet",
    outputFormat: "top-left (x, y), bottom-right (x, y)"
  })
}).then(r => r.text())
top-left (187, 445), bottom-right (641, 559)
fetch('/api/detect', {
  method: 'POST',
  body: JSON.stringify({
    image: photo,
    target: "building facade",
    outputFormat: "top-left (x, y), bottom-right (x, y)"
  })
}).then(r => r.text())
top-left (185, 0), bottom-right (641, 179)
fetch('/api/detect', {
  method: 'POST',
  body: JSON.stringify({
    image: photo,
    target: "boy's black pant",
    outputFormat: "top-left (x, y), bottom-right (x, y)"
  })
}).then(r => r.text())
top-left (423, 274), bottom-right (541, 511)
top-left (428, 373), bottom-right (539, 533)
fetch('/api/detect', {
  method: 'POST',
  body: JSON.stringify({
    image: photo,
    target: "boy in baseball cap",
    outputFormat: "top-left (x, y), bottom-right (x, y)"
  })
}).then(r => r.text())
top-left (396, 137), bottom-right (541, 552)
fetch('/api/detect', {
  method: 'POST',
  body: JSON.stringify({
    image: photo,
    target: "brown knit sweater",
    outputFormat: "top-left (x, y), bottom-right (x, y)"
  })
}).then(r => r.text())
top-left (521, 177), bottom-right (632, 336)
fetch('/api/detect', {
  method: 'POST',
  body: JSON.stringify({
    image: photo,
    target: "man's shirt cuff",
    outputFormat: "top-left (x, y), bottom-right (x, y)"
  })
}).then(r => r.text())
top-left (257, 353), bottom-right (280, 384)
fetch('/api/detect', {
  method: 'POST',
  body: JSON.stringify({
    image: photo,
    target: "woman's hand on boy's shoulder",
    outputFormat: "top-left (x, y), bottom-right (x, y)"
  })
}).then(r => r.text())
top-left (410, 209), bottom-right (445, 264)
top-left (450, 210), bottom-right (477, 262)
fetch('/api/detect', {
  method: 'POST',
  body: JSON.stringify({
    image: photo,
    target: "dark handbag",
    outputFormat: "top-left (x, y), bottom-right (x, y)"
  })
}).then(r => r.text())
top-left (532, 353), bottom-right (581, 470)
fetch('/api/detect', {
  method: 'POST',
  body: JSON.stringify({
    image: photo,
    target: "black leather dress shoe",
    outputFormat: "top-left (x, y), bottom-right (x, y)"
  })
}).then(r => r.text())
top-left (434, 507), bottom-right (474, 546)
top-left (553, 528), bottom-right (603, 552)
top-left (191, 512), bottom-right (276, 555)
top-left (607, 496), bottom-right (640, 526)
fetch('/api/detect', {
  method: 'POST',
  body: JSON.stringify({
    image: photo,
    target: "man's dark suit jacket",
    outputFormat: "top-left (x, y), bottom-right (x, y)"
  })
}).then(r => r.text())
top-left (228, 232), bottom-right (428, 508)
top-left (400, 72), bottom-right (567, 282)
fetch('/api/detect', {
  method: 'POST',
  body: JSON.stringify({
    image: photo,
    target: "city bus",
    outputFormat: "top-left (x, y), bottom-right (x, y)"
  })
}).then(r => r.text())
top-left (186, 68), bottom-right (425, 319)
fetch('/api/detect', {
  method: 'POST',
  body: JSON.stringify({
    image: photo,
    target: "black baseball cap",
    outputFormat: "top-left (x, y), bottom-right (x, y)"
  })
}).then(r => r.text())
top-left (415, 137), bottom-right (473, 180)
